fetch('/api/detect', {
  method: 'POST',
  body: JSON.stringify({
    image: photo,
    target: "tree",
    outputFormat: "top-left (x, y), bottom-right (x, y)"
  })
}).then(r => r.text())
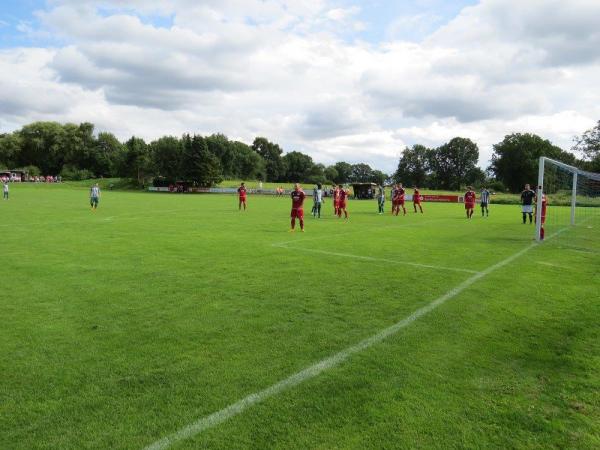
top-left (282, 151), bottom-right (314, 182)
top-left (350, 163), bottom-right (373, 183)
top-left (489, 133), bottom-right (574, 192)
top-left (119, 136), bottom-right (150, 183)
top-left (465, 166), bottom-right (486, 187)
top-left (94, 132), bottom-right (123, 177)
top-left (370, 170), bottom-right (388, 186)
top-left (394, 144), bottom-right (430, 187)
top-left (206, 134), bottom-right (237, 178)
top-left (181, 134), bottom-right (222, 187)
top-left (573, 120), bottom-right (600, 172)
top-left (324, 166), bottom-right (338, 184)
top-left (150, 136), bottom-right (182, 181)
top-left (333, 161), bottom-right (352, 183)
top-left (252, 137), bottom-right (286, 182)
top-left (431, 137), bottom-right (479, 190)
top-left (0, 132), bottom-right (22, 169)
top-left (231, 141), bottom-right (266, 180)
top-left (306, 163), bottom-right (326, 185)
top-left (18, 122), bottom-right (67, 174)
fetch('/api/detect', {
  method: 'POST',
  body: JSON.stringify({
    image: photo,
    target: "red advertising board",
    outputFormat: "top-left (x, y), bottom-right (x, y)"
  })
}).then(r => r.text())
top-left (421, 195), bottom-right (461, 203)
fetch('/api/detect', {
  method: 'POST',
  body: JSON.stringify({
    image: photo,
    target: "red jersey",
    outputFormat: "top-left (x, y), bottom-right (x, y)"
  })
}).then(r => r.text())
top-left (291, 189), bottom-right (306, 209)
top-left (338, 189), bottom-right (348, 204)
top-left (413, 189), bottom-right (421, 203)
top-left (541, 195), bottom-right (547, 219)
top-left (464, 191), bottom-right (476, 205)
top-left (237, 186), bottom-right (247, 198)
top-left (393, 188), bottom-right (405, 202)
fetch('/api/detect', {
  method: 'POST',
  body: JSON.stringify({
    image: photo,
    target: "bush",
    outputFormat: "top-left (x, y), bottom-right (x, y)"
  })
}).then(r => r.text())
top-left (60, 165), bottom-right (94, 181)
top-left (488, 180), bottom-right (507, 193)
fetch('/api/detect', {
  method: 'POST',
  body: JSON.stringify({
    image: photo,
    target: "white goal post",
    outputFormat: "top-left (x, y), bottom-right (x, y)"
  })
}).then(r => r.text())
top-left (536, 156), bottom-right (600, 242)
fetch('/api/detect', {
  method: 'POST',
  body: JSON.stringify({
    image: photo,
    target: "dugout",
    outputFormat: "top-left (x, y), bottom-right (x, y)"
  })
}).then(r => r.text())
top-left (352, 182), bottom-right (378, 199)
top-left (1, 170), bottom-right (26, 181)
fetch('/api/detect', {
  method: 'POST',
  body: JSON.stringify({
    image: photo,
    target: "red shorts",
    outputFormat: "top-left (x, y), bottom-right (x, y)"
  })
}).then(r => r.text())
top-left (239, 197), bottom-right (246, 202)
top-left (394, 200), bottom-right (405, 206)
top-left (338, 202), bottom-right (347, 209)
top-left (465, 203), bottom-right (475, 209)
top-left (334, 201), bottom-right (339, 208)
top-left (413, 200), bottom-right (421, 205)
top-left (291, 208), bottom-right (304, 219)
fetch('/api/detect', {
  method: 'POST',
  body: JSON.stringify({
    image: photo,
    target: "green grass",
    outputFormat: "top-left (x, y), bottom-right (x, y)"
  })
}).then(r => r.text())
top-left (1, 184), bottom-right (599, 449)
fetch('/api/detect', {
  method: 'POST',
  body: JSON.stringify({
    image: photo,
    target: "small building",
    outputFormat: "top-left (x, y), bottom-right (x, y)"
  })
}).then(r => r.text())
top-left (352, 182), bottom-right (378, 199)
top-left (0, 170), bottom-right (27, 182)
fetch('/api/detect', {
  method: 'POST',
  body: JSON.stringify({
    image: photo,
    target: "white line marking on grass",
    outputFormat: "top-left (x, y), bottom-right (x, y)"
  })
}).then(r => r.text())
top-left (0, 208), bottom-right (192, 228)
top-left (275, 246), bottom-right (480, 274)
top-left (270, 220), bottom-right (441, 248)
top-left (536, 261), bottom-right (571, 269)
top-left (144, 237), bottom-right (554, 450)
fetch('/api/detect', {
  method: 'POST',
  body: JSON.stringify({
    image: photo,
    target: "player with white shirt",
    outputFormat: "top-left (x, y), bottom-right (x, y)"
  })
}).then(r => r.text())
top-left (2, 181), bottom-right (8, 200)
top-left (90, 183), bottom-right (101, 210)
top-left (312, 184), bottom-right (324, 218)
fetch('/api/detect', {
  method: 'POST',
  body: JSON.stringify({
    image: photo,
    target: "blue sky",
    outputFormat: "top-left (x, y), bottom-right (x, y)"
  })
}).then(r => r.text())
top-left (0, 0), bottom-right (44, 47)
top-left (0, 0), bottom-right (479, 48)
top-left (343, 0), bottom-right (478, 42)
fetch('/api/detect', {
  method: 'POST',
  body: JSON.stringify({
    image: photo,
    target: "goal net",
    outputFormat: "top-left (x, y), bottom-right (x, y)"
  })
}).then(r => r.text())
top-left (536, 157), bottom-right (600, 250)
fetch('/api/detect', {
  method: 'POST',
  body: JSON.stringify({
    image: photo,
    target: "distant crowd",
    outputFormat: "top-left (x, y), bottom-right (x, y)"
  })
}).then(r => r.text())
top-left (0, 174), bottom-right (62, 183)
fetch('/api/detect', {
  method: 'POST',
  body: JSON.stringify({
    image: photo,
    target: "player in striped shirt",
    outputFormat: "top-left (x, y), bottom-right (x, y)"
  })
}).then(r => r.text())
top-left (480, 187), bottom-right (490, 217)
top-left (89, 183), bottom-right (101, 210)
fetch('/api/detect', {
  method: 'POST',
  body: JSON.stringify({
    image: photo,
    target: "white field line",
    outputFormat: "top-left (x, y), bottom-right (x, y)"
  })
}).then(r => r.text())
top-left (270, 219), bottom-right (443, 248)
top-left (536, 261), bottom-right (571, 269)
top-left (274, 245), bottom-right (479, 274)
top-left (0, 208), bottom-right (192, 228)
top-left (143, 231), bottom-right (569, 450)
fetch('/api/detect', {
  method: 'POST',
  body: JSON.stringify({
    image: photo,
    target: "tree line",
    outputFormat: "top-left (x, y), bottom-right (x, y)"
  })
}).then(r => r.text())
top-left (1, 120), bottom-right (598, 192)
top-left (0, 122), bottom-right (388, 187)
top-left (395, 122), bottom-right (600, 193)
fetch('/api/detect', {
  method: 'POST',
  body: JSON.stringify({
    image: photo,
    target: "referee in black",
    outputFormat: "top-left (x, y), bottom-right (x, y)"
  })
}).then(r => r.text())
top-left (520, 183), bottom-right (536, 224)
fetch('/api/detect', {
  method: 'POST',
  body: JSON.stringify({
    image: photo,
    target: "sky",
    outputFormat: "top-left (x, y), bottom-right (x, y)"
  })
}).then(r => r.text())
top-left (1, 0), bottom-right (599, 173)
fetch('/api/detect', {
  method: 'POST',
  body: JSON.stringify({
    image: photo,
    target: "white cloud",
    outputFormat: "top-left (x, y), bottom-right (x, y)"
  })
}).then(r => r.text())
top-left (1, 0), bottom-right (599, 174)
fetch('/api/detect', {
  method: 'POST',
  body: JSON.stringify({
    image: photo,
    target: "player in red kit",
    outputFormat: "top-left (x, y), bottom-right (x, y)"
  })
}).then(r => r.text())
top-left (337, 185), bottom-right (349, 219)
top-left (464, 186), bottom-right (476, 219)
top-left (393, 183), bottom-right (407, 216)
top-left (535, 186), bottom-right (548, 239)
top-left (290, 183), bottom-right (306, 232)
top-left (413, 187), bottom-right (423, 213)
top-left (237, 182), bottom-right (247, 211)
top-left (333, 186), bottom-right (340, 216)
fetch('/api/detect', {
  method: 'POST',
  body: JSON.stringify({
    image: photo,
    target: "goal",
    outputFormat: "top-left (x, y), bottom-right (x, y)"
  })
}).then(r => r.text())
top-left (536, 157), bottom-right (600, 243)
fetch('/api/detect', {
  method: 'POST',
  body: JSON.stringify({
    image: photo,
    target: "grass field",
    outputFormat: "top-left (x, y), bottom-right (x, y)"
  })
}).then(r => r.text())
top-left (1, 183), bottom-right (599, 449)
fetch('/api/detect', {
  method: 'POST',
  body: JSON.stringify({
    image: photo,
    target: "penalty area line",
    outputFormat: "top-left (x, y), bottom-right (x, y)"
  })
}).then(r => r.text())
top-left (274, 245), bottom-right (480, 274)
top-left (143, 239), bottom-right (544, 450)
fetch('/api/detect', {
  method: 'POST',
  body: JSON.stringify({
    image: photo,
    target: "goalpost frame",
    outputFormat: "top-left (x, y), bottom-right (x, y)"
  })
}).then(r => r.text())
top-left (536, 156), bottom-right (581, 242)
